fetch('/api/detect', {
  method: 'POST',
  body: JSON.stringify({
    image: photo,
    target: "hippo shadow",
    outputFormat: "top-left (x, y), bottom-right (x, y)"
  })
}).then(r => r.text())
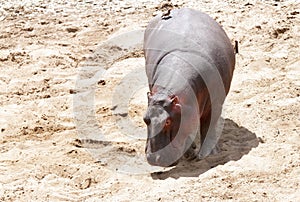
top-left (151, 118), bottom-right (260, 179)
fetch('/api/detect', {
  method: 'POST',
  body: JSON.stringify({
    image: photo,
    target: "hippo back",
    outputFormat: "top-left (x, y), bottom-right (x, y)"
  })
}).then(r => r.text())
top-left (144, 8), bottom-right (235, 97)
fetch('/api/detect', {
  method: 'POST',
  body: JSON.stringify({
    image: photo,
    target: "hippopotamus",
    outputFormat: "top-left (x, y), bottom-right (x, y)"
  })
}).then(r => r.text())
top-left (143, 8), bottom-right (235, 167)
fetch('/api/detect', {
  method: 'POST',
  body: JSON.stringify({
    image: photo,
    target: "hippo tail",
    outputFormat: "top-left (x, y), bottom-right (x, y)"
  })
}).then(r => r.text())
top-left (234, 40), bottom-right (239, 54)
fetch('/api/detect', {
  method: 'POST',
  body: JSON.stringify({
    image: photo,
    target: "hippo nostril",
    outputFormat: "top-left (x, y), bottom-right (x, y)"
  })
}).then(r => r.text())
top-left (146, 153), bottom-right (161, 165)
top-left (155, 155), bottom-right (161, 162)
top-left (146, 153), bottom-right (154, 164)
top-left (146, 153), bottom-right (151, 160)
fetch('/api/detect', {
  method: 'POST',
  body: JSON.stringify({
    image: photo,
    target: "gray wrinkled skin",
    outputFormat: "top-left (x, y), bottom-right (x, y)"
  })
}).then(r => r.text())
top-left (143, 8), bottom-right (235, 167)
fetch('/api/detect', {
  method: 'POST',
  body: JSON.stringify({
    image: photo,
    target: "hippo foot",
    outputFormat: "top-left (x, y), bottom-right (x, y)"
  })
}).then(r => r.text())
top-left (197, 144), bottom-right (220, 160)
top-left (183, 142), bottom-right (198, 160)
top-left (209, 144), bottom-right (220, 155)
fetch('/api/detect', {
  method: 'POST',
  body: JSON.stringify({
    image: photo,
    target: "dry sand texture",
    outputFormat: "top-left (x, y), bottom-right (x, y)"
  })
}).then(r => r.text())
top-left (0, 0), bottom-right (300, 201)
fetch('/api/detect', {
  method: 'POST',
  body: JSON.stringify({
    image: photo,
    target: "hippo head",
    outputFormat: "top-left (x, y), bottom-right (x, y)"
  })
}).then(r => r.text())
top-left (143, 92), bottom-right (185, 167)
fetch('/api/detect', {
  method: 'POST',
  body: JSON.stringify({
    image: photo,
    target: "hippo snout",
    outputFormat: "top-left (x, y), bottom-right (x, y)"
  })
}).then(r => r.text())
top-left (146, 152), bottom-right (160, 165)
top-left (146, 152), bottom-right (179, 167)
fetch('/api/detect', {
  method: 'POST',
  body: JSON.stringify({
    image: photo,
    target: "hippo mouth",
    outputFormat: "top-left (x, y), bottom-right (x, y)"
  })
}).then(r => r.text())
top-left (146, 150), bottom-right (180, 167)
top-left (146, 153), bottom-right (179, 167)
top-left (146, 132), bottom-right (184, 167)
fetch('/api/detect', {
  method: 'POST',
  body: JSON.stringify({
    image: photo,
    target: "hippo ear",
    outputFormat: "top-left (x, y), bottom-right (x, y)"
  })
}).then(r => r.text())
top-left (171, 96), bottom-right (179, 105)
top-left (147, 92), bottom-right (152, 102)
top-left (171, 96), bottom-right (181, 113)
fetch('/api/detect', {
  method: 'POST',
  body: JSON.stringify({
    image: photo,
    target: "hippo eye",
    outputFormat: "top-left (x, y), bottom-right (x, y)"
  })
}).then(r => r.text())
top-left (165, 118), bottom-right (171, 127)
top-left (155, 100), bottom-right (164, 106)
top-left (143, 116), bottom-right (151, 125)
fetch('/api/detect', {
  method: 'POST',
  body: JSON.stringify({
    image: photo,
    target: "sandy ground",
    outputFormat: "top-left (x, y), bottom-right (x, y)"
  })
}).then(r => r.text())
top-left (0, 0), bottom-right (299, 201)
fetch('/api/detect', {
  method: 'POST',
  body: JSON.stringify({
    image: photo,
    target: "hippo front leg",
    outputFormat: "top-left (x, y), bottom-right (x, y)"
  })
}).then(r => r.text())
top-left (197, 108), bottom-right (222, 159)
top-left (183, 130), bottom-right (201, 160)
top-left (198, 136), bottom-right (220, 159)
